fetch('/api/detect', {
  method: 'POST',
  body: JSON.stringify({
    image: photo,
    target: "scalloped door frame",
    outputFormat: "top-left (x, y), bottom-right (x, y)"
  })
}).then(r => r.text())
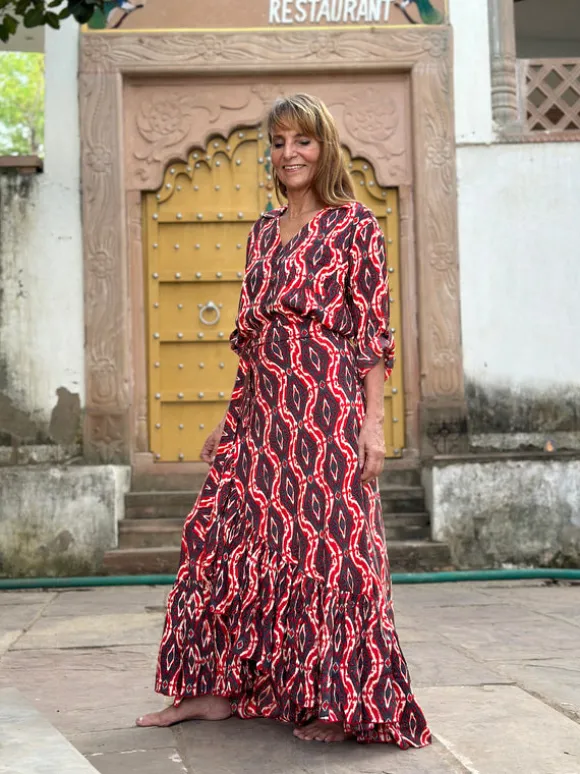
top-left (79, 27), bottom-right (465, 464)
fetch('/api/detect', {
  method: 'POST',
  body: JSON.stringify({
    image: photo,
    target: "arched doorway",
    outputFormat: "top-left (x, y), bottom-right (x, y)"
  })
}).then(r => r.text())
top-left (143, 124), bottom-right (405, 462)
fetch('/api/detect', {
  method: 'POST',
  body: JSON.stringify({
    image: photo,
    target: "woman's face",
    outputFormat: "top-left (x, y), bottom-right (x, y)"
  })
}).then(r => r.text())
top-left (270, 126), bottom-right (321, 196)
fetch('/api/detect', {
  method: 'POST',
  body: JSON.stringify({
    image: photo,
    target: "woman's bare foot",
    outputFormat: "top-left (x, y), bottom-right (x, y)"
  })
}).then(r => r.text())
top-left (136, 695), bottom-right (231, 728)
top-left (293, 719), bottom-right (351, 743)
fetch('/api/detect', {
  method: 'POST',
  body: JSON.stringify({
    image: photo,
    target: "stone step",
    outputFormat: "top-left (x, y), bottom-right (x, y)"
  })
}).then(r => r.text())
top-left (125, 491), bottom-right (197, 520)
top-left (117, 512), bottom-right (431, 549)
top-left (386, 541), bottom-right (453, 573)
top-left (379, 465), bottom-right (422, 488)
top-left (103, 540), bottom-right (451, 576)
top-left (380, 485), bottom-right (426, 514)
top-left (130, 462), bottom-right (422, 492)
top-left (125, 485), bottom-right (427, 519)
top-left (118, 518), bottom-right (184, 549)
top-left (0, 687), bottom-right (101, 773)
top-left (103, 546), bottom-right (181, 575)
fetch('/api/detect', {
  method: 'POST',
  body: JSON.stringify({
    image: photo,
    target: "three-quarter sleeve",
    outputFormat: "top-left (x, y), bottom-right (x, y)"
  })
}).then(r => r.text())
top-left (229, 219), bottom-right (260, 357)
top-left (347, 213), bottom-right (395, 382)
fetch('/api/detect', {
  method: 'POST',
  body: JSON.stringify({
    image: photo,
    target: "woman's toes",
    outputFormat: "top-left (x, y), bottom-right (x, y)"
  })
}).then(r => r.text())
top-left (135, 711), bottom-right (166, 727)
top-left (294, 720), bottom-right (346, 743)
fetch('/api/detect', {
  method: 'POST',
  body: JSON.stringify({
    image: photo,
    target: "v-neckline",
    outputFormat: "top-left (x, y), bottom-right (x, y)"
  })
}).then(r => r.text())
top-left (276, 206), bottom-right (328, 250)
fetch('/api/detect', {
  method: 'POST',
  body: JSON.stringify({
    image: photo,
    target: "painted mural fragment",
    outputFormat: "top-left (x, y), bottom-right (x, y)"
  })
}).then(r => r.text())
top-left (88, 0), bottom-right (145, 29)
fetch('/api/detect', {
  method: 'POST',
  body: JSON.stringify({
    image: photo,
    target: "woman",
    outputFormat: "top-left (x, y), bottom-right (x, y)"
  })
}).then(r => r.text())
top-left (137, 94), bottom-right (430, 747)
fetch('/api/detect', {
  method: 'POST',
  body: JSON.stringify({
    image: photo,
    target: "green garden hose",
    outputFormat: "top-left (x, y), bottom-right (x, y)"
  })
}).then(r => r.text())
top-left (0, 568), bottom-right (579, 590)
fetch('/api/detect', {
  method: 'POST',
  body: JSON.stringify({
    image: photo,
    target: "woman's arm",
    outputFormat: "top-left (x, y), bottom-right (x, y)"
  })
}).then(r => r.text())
top-left (359, 357), bottom-right (386, 483)
top-left (347, 209), bottom-right (394, 483)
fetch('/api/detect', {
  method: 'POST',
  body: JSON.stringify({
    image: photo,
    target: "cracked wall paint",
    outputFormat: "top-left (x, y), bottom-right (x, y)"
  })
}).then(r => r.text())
top-left (429, 459), bottom-right (580, 569)
top-left (466, 380), bottom-right (580, 451)
top-left (0, 465), bottom-right (130, 577)
top-left (0, 22), bottom-right (83, 451)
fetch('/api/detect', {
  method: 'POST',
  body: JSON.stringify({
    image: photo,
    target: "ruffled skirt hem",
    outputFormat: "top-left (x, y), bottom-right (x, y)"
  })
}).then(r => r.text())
top-left (155, 537), bottom-right (431, 748)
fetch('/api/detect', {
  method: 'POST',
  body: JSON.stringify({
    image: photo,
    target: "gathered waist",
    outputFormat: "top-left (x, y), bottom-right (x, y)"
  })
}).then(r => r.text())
top-left (241, 319), bottom-right (350, 349)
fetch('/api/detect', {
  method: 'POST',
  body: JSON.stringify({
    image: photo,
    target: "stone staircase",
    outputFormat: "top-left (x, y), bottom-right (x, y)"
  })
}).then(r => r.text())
top-left (103, 464), bottom-right (453, 574)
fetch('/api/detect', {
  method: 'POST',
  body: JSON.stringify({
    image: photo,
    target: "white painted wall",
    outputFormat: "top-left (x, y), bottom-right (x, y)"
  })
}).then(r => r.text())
top-left (448, 0), bottom-right (493, 145)
top-left (449, 0), bottom-right (580, 395)
top-left (457, 141), bottom-right (580, 389)
top-left (0, 20), bottom-right (84, 424)
top-left (0, 24), bottom-right (44, 53)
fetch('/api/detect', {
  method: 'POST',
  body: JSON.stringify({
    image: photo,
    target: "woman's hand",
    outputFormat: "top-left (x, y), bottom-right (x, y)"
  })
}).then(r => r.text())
top-left (200, 419), bottom-right (226, 465)
top-left (358, 415), bottom-right (385, 484)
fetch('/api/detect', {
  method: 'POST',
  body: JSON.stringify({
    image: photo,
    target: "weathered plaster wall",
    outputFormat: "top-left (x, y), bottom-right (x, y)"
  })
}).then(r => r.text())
top-left (0, 21), bottom-right (84, 449)
top-left (428, 458), bottom-right (580, 568)
top-left (457, 143), bottom-right (580, 449)
top-left (450, 0), bottom-right (580, 449)
top-left (0, 465), bottom-right (130, 576)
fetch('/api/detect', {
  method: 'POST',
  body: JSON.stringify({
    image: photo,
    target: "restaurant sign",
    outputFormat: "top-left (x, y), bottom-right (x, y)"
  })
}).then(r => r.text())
top-left (86, 0), bottom-right (446, 31)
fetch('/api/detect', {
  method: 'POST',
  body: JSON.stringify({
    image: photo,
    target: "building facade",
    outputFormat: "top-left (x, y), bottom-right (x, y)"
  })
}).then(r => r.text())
top-left (0, 0), bottom-right (579, 575)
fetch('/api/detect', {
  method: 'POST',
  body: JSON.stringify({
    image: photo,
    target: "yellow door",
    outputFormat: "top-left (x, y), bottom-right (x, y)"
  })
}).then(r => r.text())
top-left (144, 127), bottom-right (404, 461)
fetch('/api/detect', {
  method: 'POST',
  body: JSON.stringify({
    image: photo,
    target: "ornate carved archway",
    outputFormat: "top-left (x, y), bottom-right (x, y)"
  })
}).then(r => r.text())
top-left (79, 27), bottom-right (465, 464)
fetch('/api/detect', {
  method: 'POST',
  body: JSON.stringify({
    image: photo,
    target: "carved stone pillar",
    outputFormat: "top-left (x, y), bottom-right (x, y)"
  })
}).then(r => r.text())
top-left (80, 68), bottom-right (132, 464)
top-left (488, 0), bottom-right (522, 132)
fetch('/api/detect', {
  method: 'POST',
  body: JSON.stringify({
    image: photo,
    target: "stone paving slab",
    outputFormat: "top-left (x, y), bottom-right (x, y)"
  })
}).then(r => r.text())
top-left (422, 684), bottom-right (580, 774)
top-left (174, 717), bottom-right (468, 774)
top-left (0, 687), bottom-right (99, 773)
top-left (393, 584), bottom-right (493, 609)
top-left (476, 582), bottom-right (580, 602)
top-left (12, 611), bottom-right (165, 650)
top-left (0, 590), bottom-right (57, 607)
top-left (393, 620), bottom-right (438, 643)
top-left (70, 727), bottom-right (176, 755)
top-left (492, 657), bottom-right (580, 722)
top-left (437, 617), bottom-right (580, 662)
top-left (475, 584), bottom-right (580, 612)
top-left (0, 604), bottom-right (46, 631)
top-left (2, 583), bottom-right (580, 774)
top-left (547, 609), bottom-right (580, 628)
top-left (0, 645), bottom-right (165, 734)
top-left (41, 587), bottom-right (169, 618)
top-left (84, 748), bottom-right (188, 774)
top-left (407, 601), bottom-right (545, 628)
top-left (404, 641), bottom-right (507, 688)
top-left (0, 630), bottom-right (23, 658)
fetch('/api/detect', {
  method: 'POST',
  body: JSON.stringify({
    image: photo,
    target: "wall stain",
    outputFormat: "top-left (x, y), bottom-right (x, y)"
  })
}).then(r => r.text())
top-left (49, 387), bottom-right (81, 445)
top-left (0, 172), bottom-right (48, 448)
top-left (466, 380), bottom-right (580, 436)
top-left (0, 523), bottom-right (95, 578)
top-left (0, 392), bottom-right (45, 446)
top-left (0, 387), bottom-right (81, 452)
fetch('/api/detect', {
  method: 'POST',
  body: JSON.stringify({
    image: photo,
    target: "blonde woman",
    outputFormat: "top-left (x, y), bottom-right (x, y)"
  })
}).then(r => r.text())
top-left (137, 94), bottom-right (430, 747)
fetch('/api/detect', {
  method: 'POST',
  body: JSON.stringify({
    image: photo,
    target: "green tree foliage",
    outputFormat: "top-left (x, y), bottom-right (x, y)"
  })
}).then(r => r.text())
top-left (0, 52), bottom-right (44, 155)
top-left (0, 1), bottom-right (106, 42)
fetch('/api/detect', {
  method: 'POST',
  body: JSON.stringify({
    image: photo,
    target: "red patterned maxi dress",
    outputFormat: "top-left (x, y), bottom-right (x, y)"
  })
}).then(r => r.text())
top-left (155, 201), bottom-right (431, 747)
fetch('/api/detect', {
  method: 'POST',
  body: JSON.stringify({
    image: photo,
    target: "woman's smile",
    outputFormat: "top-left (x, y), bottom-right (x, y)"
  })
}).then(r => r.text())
top-left (271, 128), bottom-right (322, 193)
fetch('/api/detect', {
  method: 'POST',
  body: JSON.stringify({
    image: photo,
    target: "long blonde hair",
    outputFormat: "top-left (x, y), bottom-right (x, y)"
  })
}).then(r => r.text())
top-left (267, 93), bottom-right (355, 207)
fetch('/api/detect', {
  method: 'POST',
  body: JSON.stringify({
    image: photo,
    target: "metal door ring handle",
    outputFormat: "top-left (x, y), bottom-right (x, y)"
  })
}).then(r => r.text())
top-left (199, 301), bottom-right (220, 326)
